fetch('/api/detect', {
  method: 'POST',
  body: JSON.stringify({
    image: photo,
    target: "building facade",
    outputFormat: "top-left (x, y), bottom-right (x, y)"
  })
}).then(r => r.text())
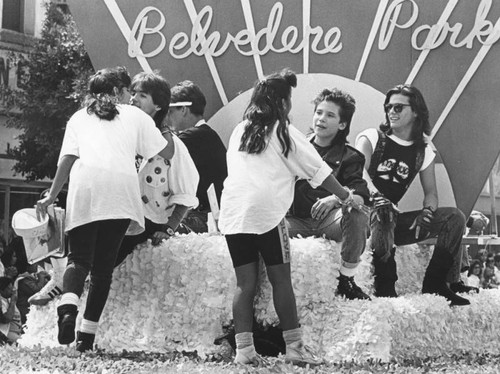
top-left (0, 0), bottom-right (54, 244)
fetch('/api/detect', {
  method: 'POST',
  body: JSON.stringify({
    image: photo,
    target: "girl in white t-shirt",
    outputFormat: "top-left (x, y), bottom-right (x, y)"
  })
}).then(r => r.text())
top-left (35, 68), bottom-right (173, 352)
top-left (219, 69), bottom-right (362, 366)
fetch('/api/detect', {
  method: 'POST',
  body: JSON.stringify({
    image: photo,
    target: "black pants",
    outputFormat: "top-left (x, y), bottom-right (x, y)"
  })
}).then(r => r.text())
top-left (114, 218), bottom-right (162, 267)
top-left (65, 219), bottom-right (130, 322)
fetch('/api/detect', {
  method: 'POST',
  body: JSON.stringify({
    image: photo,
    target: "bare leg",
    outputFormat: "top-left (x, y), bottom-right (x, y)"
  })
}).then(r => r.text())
top-left (266, 262), bottom-right (299, 331)
top-left (233, 262), bottom-right (259, 334)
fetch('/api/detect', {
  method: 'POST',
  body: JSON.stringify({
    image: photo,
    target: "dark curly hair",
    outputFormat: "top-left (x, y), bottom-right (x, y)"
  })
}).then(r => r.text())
top-left (85, 68), bottom-right (122, 121)
top-left (312, 88), bottom-right (356, 145)
top-left (239, 68), bottom-right (297, 157)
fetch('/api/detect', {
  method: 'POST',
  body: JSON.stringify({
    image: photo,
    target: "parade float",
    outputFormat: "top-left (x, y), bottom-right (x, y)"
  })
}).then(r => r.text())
top-left (18, 0), bottom-right (500, 364)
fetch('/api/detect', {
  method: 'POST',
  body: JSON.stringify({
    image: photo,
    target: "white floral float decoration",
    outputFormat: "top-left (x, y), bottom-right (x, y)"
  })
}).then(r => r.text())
top-left (19, 234), bottom-right (500, 362)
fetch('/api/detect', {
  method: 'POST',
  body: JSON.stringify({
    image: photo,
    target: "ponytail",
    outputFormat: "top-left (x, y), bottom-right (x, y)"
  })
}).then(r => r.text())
top-left (86, 93), bottom-right (119, 120)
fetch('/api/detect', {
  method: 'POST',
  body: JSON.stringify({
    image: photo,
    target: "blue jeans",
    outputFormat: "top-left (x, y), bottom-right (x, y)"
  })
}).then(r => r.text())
top-left (371, 207), bottom-right (466, 283)
top-left (65, 219), bottom-right (130, 322)
top-left (286, 207), bottom-right (369, 269)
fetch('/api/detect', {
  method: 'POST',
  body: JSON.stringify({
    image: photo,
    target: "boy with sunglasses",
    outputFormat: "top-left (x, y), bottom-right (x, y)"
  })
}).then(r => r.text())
top-left (355, 84), bottom-right (474, 306)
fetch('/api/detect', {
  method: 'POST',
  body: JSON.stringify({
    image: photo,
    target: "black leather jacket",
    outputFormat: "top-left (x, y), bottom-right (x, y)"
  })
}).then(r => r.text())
top-left (291, 138), bottom-right (370, 218)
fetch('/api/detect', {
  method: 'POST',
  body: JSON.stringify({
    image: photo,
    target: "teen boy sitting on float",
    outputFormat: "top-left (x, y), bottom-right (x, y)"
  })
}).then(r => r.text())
top-left (115, 71), bottom-right (199, 266)
top-left (355, 84), bottom-right (472, 306)
top-left (286, 88), bottom-right (371, 300)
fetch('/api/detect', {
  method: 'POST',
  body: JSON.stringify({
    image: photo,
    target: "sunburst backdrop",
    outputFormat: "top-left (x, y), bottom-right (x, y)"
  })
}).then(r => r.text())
top-left (67, 0), bottom-right (500, 216)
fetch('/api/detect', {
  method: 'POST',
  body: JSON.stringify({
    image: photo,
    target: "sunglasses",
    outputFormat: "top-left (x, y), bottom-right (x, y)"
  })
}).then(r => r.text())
top-left (384, 103), bottom-right (411, 113)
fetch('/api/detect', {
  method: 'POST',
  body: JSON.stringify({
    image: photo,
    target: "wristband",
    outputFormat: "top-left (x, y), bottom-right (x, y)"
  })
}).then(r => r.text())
top-left (339, 187), bottom-right (354, 205)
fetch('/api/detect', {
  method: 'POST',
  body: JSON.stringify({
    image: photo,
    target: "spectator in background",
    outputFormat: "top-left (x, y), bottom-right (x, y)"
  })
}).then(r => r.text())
top-left (483, 256), bottom-right (498, 289)
top-left (465, 210), bottom-right (490, 262)
top-left (494, 254), bottom-right (500, 284)
top-left (466, 260), bottom-right (482, 289)
top-left (0, 276), bottom-right (22, 344)
top-left (9, 234), bottom-right (30, 275)
top-left (467, 210), bottom-right (490, 235)
top-left (168, 80), bottom-right (228, 232)
top-left (1, 250), bottom-right (19, 280)
top-left (0, 239), bottom-right (5, 277)
top-left (455, 211), bottom-right (490, 292)
top-left (476, 249), bottom-right (488, 268)
top-left (16, 264), bottom-right (50, 324)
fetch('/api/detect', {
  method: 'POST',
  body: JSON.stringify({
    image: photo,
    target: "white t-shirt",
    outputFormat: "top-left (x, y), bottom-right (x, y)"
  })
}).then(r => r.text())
top-left (219, 121), bottom-right (332, 235)
top-left (59, 105), bottom-right (167, 234)
top-left (137, 134), bottom-right (199, 225)
top-left (355, 128), bottom-right (435, 172)
top-left (467, 274), bottom-right (481, 288)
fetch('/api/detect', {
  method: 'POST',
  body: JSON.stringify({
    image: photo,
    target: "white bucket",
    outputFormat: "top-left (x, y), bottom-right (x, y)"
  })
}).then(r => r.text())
top-left (12, 208), bottom-right (49, 238)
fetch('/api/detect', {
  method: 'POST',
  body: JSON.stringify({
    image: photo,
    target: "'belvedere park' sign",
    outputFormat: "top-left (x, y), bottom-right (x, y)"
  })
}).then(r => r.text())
top-left (67, 0), bottom-right (500, 216)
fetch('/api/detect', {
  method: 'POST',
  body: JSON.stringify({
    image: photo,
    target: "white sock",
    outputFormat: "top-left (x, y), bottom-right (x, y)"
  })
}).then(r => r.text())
top-left (59, 292), bottom-right (79, 307)
top-left (339, 264), bottom-right (357, 278)
top-left (235, 332), bottom-right (254, 350)
top-left (80, 319), bottom-right (98, 334)
top-left (283, 327), bottom-right (302, 346)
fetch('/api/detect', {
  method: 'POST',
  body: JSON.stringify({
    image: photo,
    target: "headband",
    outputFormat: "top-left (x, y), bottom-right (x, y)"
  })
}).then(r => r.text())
top-left (169, 101), bottom-right (192, 107)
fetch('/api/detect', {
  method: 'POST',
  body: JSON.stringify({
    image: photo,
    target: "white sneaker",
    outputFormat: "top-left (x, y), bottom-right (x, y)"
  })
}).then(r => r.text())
top-left (28, 276), bottom-right (63, 306)
top-left (285, 341), bottom-right (323, 367)
top-left (234, 346), bottom-right (267, 366)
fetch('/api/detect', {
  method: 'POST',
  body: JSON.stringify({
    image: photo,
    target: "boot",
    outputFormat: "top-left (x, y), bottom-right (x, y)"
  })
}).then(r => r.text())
top-left (422, 250), bottom-right (470, 306)
top-left (76, 331), bottom-right (95, 352)
top-left (29, 257), bottom-right (67, 305)
top-left (336, 274), bottom-right (371, 300)
top-left (57, 304), bottom-right (78, 344)
top-left (373, 247), bottom-right (398, 297)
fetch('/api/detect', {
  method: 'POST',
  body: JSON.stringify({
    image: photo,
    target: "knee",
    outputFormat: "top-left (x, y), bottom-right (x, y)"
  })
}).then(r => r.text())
top-left (444, 207), bottom-right (466, 228)
top-left (236, 281), bottom-right (258, 296)
top-left (268, 273), bottom-right (293, 290)
top-left (345, 209), bottom-right (369, 228)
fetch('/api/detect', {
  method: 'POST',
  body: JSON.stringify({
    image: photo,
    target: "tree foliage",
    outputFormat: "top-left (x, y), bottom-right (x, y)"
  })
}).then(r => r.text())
top-left (3, 3), bottom-right (94, 180)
